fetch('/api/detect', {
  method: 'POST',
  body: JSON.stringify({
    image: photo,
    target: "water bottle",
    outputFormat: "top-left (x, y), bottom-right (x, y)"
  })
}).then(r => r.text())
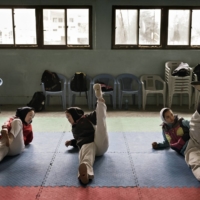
top-left (125, 99), bottom-right (129, 110)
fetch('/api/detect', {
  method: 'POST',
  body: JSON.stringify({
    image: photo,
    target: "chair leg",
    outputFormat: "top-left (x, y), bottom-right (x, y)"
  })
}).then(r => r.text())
top-left (118, 93), bottom-right (121, 109)
top-left (163, 94), bottom-right (166, 107)
top-left (46, 95), bottom-right (50, 107)
top-left (180, 94), bottom-right (182, 106)
top-left (168, 95), bottom-right (171, 108)
top-left (156, 94), bottom-right (159, 106)
top-left (143, 93), bottom-right (146, 110)
top-left (138, 93), bottom-right (141, 109)
top-left (120, 95), bottom-right (123, 109)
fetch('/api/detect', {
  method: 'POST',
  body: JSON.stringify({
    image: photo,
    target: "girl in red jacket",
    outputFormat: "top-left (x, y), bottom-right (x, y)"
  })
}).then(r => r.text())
top-left (65, 83), bottom-right (109, 184)
top-left (0, 106), bottom-right (35, 162)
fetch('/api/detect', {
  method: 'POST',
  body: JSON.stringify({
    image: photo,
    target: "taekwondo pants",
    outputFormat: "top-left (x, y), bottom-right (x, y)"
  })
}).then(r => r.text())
top-left (78, 101), bottom-right (109, 178)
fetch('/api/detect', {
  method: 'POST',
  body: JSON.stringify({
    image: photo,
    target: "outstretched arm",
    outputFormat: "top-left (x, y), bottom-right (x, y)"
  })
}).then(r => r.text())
top-left (152, 130), bottom-right (170, 149)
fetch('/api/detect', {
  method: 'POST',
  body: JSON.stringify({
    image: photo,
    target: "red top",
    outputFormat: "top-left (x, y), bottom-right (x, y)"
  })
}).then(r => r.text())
top-left (1, 117), bottom-right (33, 145)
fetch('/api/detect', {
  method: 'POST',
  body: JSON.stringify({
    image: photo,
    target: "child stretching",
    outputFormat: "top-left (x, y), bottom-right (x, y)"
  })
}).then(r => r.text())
top-left (65, 83), bottom-right (109, 184)
top-left (152, 108), bottom-right (190, 156)
top-left (184, 82), bottom-right (200, 181)
top-left (0, 106), bottom-right (35, 162)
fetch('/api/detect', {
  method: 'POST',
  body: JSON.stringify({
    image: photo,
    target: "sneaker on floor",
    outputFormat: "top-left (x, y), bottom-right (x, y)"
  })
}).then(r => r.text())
top-left (79, 163), bottom-right (89, 184)
top-left (191, 81), bottom-right (200, 91)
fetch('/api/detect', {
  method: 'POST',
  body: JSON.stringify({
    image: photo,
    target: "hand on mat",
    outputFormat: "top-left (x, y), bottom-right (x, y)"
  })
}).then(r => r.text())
top-left (152, 142), bottom-right (158, 149)
top-left (65, 140), bottom-right (71, 147)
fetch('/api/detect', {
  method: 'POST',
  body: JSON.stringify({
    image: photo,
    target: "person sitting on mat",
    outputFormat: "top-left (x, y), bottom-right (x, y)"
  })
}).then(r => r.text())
top-left (184, 81), bottom-right (200, 181)
top-left (0, 106), bottom-right (35, 162)
top-left (152, 107), bottom-right (190, 156)
top-left (65, 83), bottom-right (109, 184)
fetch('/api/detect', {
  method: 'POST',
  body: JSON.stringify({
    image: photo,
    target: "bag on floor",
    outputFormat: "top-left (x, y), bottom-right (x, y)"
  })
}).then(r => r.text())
top-left (70, 72), bottom-right (88, 92)
top-left (27, 92), bottom-right (45, 112)
top-left (41, 70), bottom-right (61, 91)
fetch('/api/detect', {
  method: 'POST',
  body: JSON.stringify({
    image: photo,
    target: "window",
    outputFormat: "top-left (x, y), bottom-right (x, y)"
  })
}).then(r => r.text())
top-left (0, 6), bottom-right (92, 49)
top-left (139, 9), bottom-right (161, 45)
top-left (112, 6), bottom-right (200, 49)
top-left (168, 9), bottom-right (190, 45)
top-left (42, 7), bottom-right (91, 48)
top-left (191, 10), bottom-right (200, 45)
top-left (43, 9), bottom-right (65, 45)
top-left (67, 9), bottom-right (89, 45)
top-left (113, 7), bottom-right (162, 48)
top-left (0, 8), bottom-right (36, 46)
top-left (115, 9), bottom-right (137, 45)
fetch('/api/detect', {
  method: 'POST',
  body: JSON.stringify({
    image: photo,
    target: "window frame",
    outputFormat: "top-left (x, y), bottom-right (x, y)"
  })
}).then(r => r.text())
top-left (0, 5), bottom-right (92, 49)
top-left (112, 6), bottom-right (200, 49)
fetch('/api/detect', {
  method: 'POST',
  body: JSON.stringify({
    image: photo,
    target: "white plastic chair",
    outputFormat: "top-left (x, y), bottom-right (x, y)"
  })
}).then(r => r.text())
top-left (41, 73), bottom-right (67, 110)
top-left (165, 61), bottom-right (193, 108)
top-left (91, 74), bottom-right (117, 109)
top-left (68, 75), bottom-right (92, 109)
top-left (116, 73), bottom-right (142, 109)
top-left (140, 75), bottom-right (166, 110)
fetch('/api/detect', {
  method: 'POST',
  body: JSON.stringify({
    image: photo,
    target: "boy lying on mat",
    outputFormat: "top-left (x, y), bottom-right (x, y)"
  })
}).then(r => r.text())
top-left (65, 84), bottom-right (109, 185)
top-left (0, 107), bottom-right (35, 162)
top-left (153, 81), bottom-right (200, 181)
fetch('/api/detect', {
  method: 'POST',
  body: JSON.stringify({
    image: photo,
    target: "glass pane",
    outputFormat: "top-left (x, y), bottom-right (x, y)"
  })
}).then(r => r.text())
top-left (0, 9), bottom-right (13, 44)
top-left (115, 9), bottom-right (137, 45)
top-left (139, 9), bottom-right (161, 45)
top-left (168, 10), bottom-right (190, 45)
top-left (14, 9), bottom-right (37, 44)
top-left (191, 10), bottom-right (200, 45)
top-left (43, 9), bottom-right (65, 45)
top-left (67, 9), bottom-right (89, 45)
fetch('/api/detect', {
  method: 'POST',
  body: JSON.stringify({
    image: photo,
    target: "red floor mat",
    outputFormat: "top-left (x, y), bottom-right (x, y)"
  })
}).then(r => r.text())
top-left (1, 186), bottom-right (199, 200)
top-left (0, 186), bottom-right (39, 200)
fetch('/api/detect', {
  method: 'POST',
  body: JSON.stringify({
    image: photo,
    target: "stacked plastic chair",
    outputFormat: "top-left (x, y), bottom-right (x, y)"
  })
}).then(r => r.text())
top-left (165, 61), bottom-right (193, 108)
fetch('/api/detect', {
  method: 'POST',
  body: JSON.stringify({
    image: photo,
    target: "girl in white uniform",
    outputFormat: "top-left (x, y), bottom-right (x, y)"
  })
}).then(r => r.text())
top-left (0, 107), bottom-right (35, 162)
top-left (65, 84), bottom-right (109, 184)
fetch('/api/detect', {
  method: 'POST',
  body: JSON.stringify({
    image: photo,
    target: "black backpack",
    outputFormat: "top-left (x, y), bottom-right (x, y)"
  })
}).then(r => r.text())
top-left (41, 70), bottom-right (61, 91)
top-left (27, 92), bottom-right (45, 112)
top-left (193, 64), bottom-right (200, 81)
top-left (70, 72), bottom-right (88, 92)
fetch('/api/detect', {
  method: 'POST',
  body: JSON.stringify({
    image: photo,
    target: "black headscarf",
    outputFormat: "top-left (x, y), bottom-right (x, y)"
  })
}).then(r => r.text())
top-left (66, 107), bottom-right (84, 123)
top-left (16, 106), bottom-right (35, 125)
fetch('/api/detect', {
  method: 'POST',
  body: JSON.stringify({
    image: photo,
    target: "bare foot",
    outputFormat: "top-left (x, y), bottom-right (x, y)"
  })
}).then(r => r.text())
top-left (93, 84), bottom-right (103, 99)
top-left (79, 163), bottom-right (89, 184)
top-left (1, 128), bottom-right (10, 147)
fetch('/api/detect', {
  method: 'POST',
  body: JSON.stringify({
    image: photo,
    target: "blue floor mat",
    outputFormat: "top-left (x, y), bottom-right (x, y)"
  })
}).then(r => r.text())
top-left (131, 152), bottom-right (200, 187)
top-left (0, 152), bottom-right (54, 186)
top-left (24, 132), bottom-right (64, 153)
top-left (0, 132), bottom-right (199, 187)
top-left (45, 152), bottom-right (137, 187)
